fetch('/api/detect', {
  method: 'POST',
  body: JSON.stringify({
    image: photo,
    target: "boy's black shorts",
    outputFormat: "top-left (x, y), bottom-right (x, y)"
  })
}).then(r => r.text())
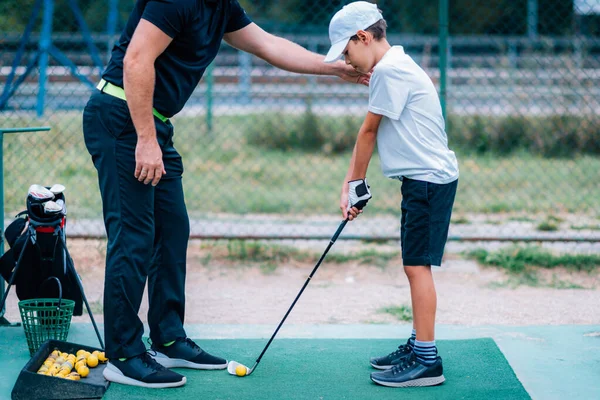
top-left (400, 177), bottom-right (458, 267)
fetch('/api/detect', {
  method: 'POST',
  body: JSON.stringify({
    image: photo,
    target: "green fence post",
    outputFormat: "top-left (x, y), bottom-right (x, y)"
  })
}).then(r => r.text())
top-left (439, 0), bottom-right (449, 120)
top-left (0, 126), bottom-right (51, 326)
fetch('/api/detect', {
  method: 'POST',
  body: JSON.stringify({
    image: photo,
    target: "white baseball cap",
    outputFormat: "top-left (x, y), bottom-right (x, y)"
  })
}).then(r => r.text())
top-left (324, 1), bottom-right (384, 63)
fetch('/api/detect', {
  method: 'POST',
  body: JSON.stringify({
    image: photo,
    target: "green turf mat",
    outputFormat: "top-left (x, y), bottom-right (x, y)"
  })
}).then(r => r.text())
top-left (104, 338), bottom-right (529, 400)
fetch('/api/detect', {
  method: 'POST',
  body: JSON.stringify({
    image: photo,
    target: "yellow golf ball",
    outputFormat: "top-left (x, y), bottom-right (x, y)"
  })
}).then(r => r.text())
top-left (235, 365), bottom-right (247, 377)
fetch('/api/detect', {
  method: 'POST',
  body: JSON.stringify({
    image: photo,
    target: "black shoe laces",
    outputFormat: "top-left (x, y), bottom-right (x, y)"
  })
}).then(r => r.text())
top-left (387, 339), bottom-right (413, 357)
top-left (139, 351), bottom-right (166, 371)
top-left (389, 345), bottom-right (408, 356)
top-left (182, 337), bottom-right (203, 352)
top-left (391, 354), bottom-right (416, 374)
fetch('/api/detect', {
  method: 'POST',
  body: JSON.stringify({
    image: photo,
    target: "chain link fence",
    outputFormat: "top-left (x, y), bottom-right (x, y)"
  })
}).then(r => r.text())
top-left (0, 0), bottom-right (599, 241)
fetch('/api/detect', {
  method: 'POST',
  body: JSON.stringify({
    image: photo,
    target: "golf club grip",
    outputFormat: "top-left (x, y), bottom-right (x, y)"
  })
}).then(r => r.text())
top-left (254, 218), bottom-right (349, 365)
top-left (331, 218), bottom-right (348, 242)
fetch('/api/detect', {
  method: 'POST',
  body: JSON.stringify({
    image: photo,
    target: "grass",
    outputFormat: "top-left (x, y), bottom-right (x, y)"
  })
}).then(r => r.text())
top-left (193, 240), bottom-right (400, 271)
top-left (548, 275), bottom-right (585, 289)
top-left (487, 272), bottom-right (540, 288)
top-left (85, 300), bottom-right (103, 315)
top-left (467, 246), bottom-right (600, 273)
top-left (226, 241), bottom-right (298, 263)
top-left (259, 262), bottom-right (278, 275)
top-left (2, 112), bottom-right (600, 218)
top-left (508, 216), bottom-right (536, 222)
top-left (378, 305), bottom-right (413, 322)
top-left (536, 220), bottom-right (559, 231)
top-left (487, 271), bottom-right (588, 289)
top-left (570, 224), bottom-right (600, 231)
top-left (451, 215), bottom-right (470, 224)
top-left (325, 249), bottom-right (400, 269)
top-left (471, 246), bottom-right (598, 289)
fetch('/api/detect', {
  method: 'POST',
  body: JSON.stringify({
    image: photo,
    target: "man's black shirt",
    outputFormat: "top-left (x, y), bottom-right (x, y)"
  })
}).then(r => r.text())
top-left (102, 0), bottom-right (251, 118)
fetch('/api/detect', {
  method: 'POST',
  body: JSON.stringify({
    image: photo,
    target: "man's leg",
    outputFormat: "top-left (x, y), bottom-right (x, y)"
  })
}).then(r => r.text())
top-left (83, 91), bottom-right (154, 359)
top-left (146, 126), bottom-right (227, 370)
top-left (83, 92), bottom-right (186, 388)
top-left (147, 124), bottom-right (188, 343)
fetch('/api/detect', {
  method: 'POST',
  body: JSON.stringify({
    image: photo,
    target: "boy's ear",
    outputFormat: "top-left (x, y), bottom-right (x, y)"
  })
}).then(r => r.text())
top-left (356, 30), bottom-right (371, 44)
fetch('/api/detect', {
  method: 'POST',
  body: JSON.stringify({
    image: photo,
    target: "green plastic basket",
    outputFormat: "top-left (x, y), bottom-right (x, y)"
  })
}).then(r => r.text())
top-left (18, 298), bottom-right (75, 356)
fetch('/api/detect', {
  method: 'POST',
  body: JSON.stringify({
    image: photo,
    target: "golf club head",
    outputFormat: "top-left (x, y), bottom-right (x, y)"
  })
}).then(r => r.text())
top-left (49, 183), bottom-right (65, 195)
top-left (28, 184), bottom-right (54, 201)
top-left (43, 200), bottom-right (62, 214)
top-left (227, 360), bottom-right (253, 377)
top-left (55, 199), bottom-right (67, 215)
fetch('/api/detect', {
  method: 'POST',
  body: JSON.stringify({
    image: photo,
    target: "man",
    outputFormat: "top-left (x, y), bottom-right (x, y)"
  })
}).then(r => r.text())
top-left (83, 0), bottom-right (368, 389)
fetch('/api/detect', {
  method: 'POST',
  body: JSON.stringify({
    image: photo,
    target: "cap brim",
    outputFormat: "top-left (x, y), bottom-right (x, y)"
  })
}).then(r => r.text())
top-left (324, 39), bottom-right (349, 63)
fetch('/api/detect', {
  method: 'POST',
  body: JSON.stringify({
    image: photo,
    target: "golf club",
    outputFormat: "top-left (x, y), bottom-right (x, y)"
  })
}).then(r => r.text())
top-left (49, 183), bottom-right (66, 195)
top-left (28, 184), bottom-right (54, 201)
top-left (227, 218), bottom-right (349, 377)
top-left (43, 200), bottom-right (62, 214)
top-left (28, 184), bottom-right (55, 217)
top-left (55, 199), bottom-right (67, 215)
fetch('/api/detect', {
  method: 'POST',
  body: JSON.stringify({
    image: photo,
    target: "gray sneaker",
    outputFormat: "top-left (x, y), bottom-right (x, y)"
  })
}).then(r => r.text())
top-left (151, 337), bottom-right (227, 370)
top-left (370, 352), bottom-right (445, 388)
top-left (370, 339), bottom-right (413, 370)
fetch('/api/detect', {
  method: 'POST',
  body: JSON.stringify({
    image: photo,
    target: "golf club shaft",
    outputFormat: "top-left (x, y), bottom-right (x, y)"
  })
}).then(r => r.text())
top-left (253, 218), bottom-right (349, 368)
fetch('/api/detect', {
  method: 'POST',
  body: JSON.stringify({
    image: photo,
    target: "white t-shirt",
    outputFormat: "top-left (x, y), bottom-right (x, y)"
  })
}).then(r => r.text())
top-left (368, 46), bottom-right (459, 184)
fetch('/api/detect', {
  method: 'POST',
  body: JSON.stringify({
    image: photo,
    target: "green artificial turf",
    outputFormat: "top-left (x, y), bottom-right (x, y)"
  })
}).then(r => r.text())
top-left (103, 338), bottom-right (529, 400)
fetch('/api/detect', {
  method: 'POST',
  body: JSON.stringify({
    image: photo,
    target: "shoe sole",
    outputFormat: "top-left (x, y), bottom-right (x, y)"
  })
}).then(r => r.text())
top-left (371, 375), bottom-right (445, 388)
top-left (153, 352), bottom-right (228, 370)
top-left (103, 363), bottom-right (186, 388)
top-left (370, 363), bottom-right (394, 370)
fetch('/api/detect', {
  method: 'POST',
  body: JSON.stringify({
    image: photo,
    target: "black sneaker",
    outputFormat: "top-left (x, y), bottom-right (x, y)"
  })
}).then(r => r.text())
top-left (370, 352), bottom-right (445, 388)
top-left (103, 352), bottom-right (186, 388)
top-left (151, 337), bottom-right (228, 370)
top-left (370, 339), bottom-right (413, 370)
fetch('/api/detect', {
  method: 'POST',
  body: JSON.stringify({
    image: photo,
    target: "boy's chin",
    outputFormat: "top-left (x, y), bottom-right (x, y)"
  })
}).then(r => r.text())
top-left (354, 64), bottom-right (375, 74)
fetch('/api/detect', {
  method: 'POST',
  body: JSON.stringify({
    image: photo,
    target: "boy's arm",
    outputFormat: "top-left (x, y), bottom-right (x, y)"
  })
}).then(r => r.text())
top-left (347, 112), bottom-right (383, 180)
top-left (223, 23), bottom-right (369, 85)
top-left (341, 112), bottom-right (383, 220)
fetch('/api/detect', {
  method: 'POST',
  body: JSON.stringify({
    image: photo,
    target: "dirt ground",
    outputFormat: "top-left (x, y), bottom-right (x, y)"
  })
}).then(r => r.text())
top-left (3, 239), bottom-right (599, 326)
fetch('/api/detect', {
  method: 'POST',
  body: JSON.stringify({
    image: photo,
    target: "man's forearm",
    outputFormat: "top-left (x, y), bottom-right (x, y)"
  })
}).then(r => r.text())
top-left (123, 58), bottom-right (157, 140)
top-left (260, 36), bottom-right (343, 76)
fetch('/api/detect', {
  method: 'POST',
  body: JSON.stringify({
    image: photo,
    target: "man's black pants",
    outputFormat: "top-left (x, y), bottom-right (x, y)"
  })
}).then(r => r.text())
top-left (83, 90), bottom-right (189, 358)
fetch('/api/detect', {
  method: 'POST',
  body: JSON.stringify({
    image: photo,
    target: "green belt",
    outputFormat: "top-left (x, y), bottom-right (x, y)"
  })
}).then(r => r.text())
top-left (96, 79), bottom-right (169, 123)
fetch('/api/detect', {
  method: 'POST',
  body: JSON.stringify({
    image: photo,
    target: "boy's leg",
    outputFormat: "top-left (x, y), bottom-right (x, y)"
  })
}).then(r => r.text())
top-left (404, 265), bottom-right (436, 342)
top-left (370, 178), bottom-right (456, 387)
top-left (369, 203), bottom-right (418, 370)
top-left (405, 265), bottom-right (439, 366)
top-left (401, 177), bottom-right (457, 346)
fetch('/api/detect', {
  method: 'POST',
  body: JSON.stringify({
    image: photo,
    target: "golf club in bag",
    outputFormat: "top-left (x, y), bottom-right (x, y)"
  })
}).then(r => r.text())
top-left (0, 184), bottom-right (104, 349)
top-left (227, 218), bottom-right (349, 377)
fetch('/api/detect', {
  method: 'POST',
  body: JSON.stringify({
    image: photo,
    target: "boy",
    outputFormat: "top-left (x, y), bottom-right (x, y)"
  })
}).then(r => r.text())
top-left (324, 1), bottom-right (459, 388)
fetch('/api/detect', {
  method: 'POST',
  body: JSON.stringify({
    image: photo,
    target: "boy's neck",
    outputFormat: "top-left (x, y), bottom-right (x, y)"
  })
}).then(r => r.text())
top-left (372, 39), bottom-right (392, 66)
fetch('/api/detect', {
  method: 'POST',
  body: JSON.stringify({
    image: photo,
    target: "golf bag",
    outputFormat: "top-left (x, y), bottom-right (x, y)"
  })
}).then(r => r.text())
top-left (0, 185), bottom-right (104, 349)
